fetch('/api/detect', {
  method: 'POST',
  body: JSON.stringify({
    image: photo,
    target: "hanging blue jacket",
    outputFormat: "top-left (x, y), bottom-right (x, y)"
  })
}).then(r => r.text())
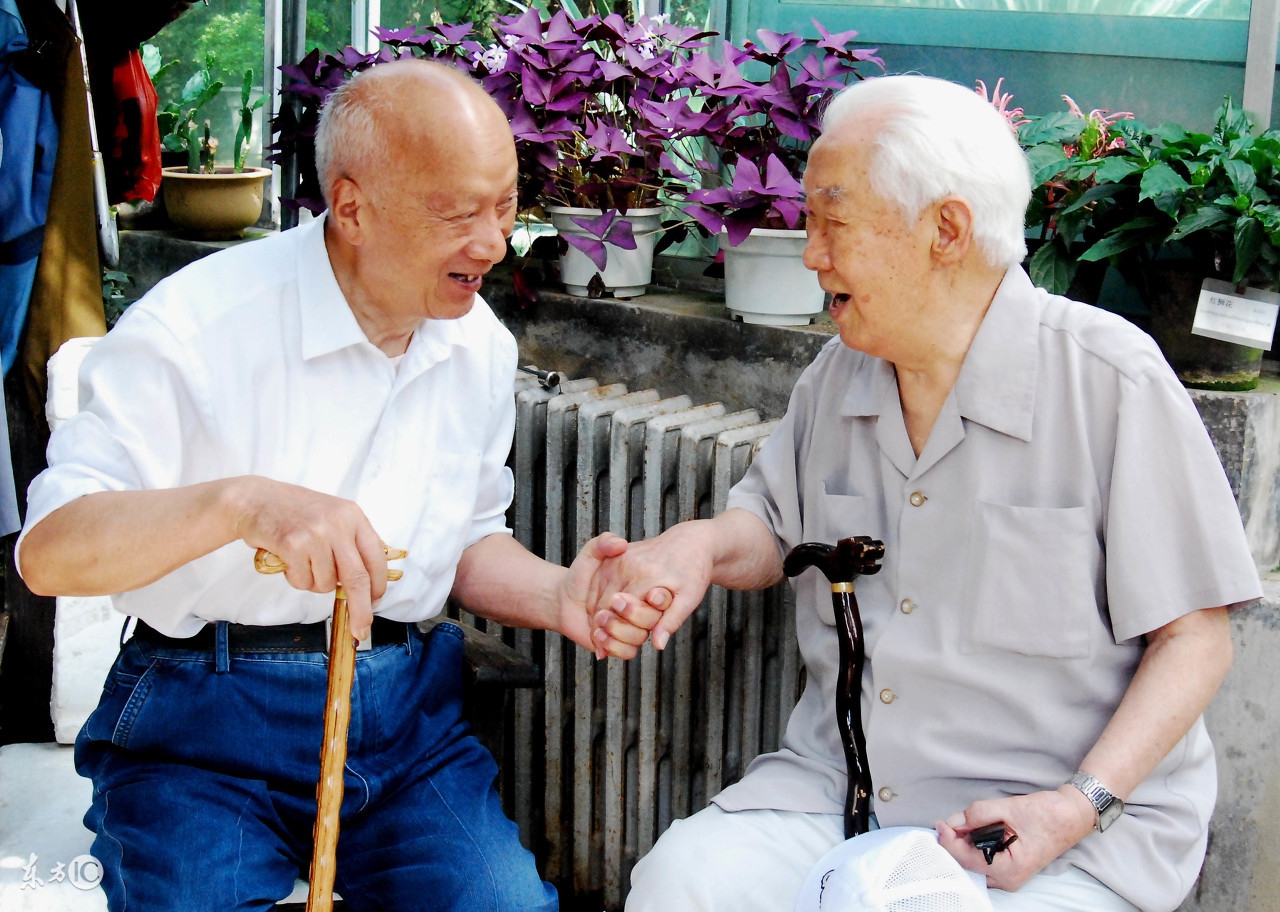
top-left (0, 0), bottom-right (58, 379)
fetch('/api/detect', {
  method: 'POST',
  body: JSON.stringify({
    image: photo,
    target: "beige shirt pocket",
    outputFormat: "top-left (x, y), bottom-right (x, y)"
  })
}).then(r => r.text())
top-left (962, 501), bottom-right (1100, 659)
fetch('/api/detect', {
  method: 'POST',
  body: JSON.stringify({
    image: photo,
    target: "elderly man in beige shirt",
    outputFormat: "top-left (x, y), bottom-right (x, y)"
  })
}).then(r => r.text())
top-left (592, 75), bottom-right (1261, 912)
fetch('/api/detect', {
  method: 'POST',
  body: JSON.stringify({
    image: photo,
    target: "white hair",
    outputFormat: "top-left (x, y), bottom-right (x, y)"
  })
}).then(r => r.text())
top-left (821, 75), bottom-right (1032, 269)
top-left (314, 67), bottom-right (391, 210)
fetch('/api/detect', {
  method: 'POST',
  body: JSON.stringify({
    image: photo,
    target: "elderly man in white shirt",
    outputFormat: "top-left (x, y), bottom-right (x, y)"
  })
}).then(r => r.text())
top-left (16, 59), bottom-right (632, 912)
top-left (590, 75), bottom-right (1262, 912)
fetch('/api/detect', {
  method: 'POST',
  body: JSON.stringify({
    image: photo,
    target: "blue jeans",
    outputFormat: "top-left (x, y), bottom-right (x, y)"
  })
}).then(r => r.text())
top-left (75, 621), bottom-right (557, 912)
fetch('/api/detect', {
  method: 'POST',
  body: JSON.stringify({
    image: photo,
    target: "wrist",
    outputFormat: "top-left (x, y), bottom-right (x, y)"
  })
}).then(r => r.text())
top-left (1063, 770), bottom-right (1126, 833)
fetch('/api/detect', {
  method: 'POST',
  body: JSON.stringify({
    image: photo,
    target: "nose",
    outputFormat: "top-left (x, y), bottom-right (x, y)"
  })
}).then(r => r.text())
top-left (468, 212), bottom-right (512, 264)
top-left (802, 223), bottom-right (829, 272)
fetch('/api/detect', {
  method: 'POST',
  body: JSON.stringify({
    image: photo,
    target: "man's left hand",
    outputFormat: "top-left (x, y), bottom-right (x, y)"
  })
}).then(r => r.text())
top-left (934, 785), bottom-right (1098, 891)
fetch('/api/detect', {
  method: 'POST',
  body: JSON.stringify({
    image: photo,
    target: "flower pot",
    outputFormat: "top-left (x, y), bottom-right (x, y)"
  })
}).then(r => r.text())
top-left (723, 228), bottom-right (825, 325)
top-left (547, 206), bottom-right (663, 298)
top-left (162, 166), bottom-right (271, 240)
top-left (1142, 263), bottom-right (1263, 391)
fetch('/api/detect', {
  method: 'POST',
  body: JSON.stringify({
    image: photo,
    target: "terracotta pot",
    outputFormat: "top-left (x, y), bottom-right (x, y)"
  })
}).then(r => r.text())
top-left (1143, 263), bottom-right (1262, 391)
top-left (162, 166), bottom-right (270, 240)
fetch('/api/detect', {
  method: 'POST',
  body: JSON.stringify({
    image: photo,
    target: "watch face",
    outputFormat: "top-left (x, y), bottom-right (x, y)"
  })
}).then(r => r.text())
top-left (1098, 798), bottom-right (1124, 832)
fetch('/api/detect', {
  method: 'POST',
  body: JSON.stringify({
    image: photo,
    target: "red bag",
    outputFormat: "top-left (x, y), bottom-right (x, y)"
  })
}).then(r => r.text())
top-left (105, 49), bottom-right (162, 203)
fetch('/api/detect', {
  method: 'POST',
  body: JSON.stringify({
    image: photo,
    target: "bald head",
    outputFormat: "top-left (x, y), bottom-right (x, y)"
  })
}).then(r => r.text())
top-left (315, 58), bottom-right (513, 209)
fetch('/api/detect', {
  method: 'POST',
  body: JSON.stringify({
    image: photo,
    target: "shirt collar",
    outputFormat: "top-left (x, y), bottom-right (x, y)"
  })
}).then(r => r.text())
top-left (952, 267), bottom-right (1039, 442)
top-left (836, 267), bottom-right (1040, 443)
top-left (297, 216), bottom-right (370, 360)
top-left (294, 214), bottom-right (469, 369)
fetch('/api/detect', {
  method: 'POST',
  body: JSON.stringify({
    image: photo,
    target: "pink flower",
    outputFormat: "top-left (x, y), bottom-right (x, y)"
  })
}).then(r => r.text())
top-left (975, 78), bottom-right (1029, 133)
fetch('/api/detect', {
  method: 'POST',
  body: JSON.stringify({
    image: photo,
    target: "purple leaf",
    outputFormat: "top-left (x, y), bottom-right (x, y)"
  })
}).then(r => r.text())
top-left (724, 209), bottom-right (767, 246)
top-left (812, 18), bottom-right (862, 52)
top-left (570, 209), bottom-right (619, 238)
top-left (433, 23), bottom-right (473, 43)
top-left (764, 154), bottom-right (804, 196)
top-left (505, 8), bottom-right (545, 43)
top-left (772, 198), bottom-right (805, 228)
top-left (731, 157), bottom-right (766, 195)
top-left (754, 29), bottom-right (804, 58)
top-left (564, 233), bottom-right (609, 271)
top-left (685, 203), bottom-right (726, 235)
top-left (603, 217), bottom-right (638, 250)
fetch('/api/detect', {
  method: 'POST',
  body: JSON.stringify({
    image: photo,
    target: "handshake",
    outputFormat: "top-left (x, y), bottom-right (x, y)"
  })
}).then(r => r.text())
top-left (564, 525), bottom-right (715, 661)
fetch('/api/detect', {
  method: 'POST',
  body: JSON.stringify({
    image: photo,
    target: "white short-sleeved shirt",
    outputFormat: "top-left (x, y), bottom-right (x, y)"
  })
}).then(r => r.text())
top-left (17, 216), bottom-right (518, 636)
top-left (719, 267), bottom-right (1261, 912)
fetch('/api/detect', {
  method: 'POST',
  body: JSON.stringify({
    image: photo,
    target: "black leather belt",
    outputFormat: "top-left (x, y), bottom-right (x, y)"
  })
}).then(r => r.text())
top-left (133, 616), bottom-right (415, 654)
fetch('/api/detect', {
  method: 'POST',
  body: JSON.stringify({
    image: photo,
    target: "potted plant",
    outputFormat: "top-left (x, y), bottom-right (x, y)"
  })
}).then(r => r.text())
top-left (158, 54), bottom-right (270, 239)
top-left (679, 22), bottom-right (882, 324)
top-left (275, 10), bottom-right (714, 298)
top-left (1073, 97), bottom-right (1280, 389)
top-left (990, 81), bottom-right (1136, 304)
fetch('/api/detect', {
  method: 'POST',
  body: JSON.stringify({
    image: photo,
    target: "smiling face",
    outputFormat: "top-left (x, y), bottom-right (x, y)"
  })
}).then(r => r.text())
top-left (801, 122), bottom-right (938, 361)
top-left (323, 61), bottom-right (520, 347)
top-left (359, 125), bottom-right (518, 324)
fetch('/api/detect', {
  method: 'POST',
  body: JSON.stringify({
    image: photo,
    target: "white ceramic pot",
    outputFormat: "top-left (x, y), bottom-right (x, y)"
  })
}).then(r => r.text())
top-left (547, 206), bottom-right (664, 298)
top-left (162, 166), bottom-right (270, 240)
top-left (723, 228), bottom-right (826, 325)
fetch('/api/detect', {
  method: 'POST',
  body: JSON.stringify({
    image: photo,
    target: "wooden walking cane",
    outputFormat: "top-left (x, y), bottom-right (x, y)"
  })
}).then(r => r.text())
top-left (254, 546), bottom-right (408, 912)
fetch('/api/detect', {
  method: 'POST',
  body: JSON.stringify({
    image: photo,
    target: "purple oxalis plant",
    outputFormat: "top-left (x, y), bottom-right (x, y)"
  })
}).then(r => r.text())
top-left (676, 20), bottom-right (883, 247)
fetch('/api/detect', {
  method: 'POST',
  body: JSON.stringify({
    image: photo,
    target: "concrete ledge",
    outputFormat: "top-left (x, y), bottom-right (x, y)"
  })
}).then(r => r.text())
top-left (1179, 581), bottom-right (1280, 912)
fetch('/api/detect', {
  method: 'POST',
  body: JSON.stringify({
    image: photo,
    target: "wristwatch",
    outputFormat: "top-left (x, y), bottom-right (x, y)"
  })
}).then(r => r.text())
top-left (1067, 770), bottom-right (1125, 832)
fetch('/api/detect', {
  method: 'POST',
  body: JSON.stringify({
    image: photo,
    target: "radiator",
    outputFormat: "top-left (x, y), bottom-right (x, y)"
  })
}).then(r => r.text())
top-left (458, 372), bottom-right (804, 910)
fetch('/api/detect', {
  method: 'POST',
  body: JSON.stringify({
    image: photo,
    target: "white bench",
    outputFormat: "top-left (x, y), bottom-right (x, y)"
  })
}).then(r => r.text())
top-left (0, 339), bottom-right (317, 909)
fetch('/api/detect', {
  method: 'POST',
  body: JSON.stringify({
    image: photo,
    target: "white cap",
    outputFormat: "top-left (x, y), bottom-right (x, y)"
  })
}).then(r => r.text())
top-left (794, 827), bottom-right (993, 912)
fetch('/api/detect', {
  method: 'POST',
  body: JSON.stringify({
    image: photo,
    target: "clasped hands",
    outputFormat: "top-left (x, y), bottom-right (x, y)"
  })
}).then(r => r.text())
top-left (567, 525), bottom-right (713, 661)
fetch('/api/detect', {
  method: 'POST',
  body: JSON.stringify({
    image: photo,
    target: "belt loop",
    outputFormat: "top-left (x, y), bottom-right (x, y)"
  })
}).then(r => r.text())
top-left (214, 621), bottom-right (231, 673)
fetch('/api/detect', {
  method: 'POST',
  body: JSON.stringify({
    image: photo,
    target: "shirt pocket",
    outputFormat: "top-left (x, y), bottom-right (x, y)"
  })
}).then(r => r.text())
top-left (961, 501), bottom-right (1100, 659)
top-left (807, 488), bottom-right (872, 626)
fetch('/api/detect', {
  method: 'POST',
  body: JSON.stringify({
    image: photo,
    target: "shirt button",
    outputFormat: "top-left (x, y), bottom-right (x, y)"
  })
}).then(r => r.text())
top-left (899, 598), bottom-right (915, 614)
top-left (909, 491), bottom-right (927, 507)
top-left (879, 688), bottom-right (895, 704)
top-left (878, 787), bottom-right (895, 802)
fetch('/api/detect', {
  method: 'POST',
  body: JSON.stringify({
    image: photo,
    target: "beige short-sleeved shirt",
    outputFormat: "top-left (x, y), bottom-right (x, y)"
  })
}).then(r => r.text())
top-left (718, 267), bottom-right (1261, 912)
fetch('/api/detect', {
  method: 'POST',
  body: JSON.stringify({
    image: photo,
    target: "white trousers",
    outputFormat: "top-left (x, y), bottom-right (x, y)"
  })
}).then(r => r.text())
top-left (625, 805), bottom-right (1141, 912)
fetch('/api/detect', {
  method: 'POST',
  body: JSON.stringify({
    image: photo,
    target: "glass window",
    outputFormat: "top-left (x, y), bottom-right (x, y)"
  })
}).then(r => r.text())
top-left (148, 1), bottom-right (268, 170)
top-left (307, 0), bottom-right (355, 53)
top-left (827, 0), bottom-right (1249, 17)
top-left (380, 0), bottom-right (503, 31)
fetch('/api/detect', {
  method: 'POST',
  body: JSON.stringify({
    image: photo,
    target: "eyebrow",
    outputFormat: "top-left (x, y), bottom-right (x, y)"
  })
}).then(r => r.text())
top-left (811, 184), bottom-right (846, 200)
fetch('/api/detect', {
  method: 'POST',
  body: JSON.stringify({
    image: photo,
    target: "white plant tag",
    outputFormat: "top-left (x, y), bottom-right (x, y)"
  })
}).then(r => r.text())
top-left (1191, 278), bottom-right (1280, 350)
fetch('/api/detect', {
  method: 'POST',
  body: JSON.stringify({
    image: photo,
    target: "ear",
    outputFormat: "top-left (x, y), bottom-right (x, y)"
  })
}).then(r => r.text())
top-left (931, 197), bottom-right (974, 266)
top-left (326, 177), bottom-right (370, 246)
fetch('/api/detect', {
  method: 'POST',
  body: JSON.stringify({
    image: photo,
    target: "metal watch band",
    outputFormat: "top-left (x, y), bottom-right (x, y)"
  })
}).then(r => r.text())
top-left (1067, 770), bottom-right (1124, 832)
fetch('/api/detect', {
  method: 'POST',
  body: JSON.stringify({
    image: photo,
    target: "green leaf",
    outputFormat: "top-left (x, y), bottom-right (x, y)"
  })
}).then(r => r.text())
top-left (1062, 182), bottom-right (1122, 215)
top-left (1139, 162), bottom-right (1190, 201)
top-left (1029, 241), bottom-right (1077, 295)
top-left (1018, 111), bottom-right (1083, 147)
top-left (1090, 157), bottom-right (1141, 183)
top-left (161, 134), bottom-right (185, 153)
top-left (1166, 205), bottom-right (1233, 241)
top-left (1224, 158), bottom-right (1256, 197)
top-left (1234, 216), bottom-right (1264, 284)
top-left (1078, 217), bottom-right (1165, 262)
top-left (141, 44), bottom-right (163, 78)
top-left (1025, 143), bottom-right (1068, 185)
top-left (1150, 122), bottom-right (1187, 145)
top-left (180, 70), bottom-right (210, 107)
top-left (241, 69), bottom-right (253, 107)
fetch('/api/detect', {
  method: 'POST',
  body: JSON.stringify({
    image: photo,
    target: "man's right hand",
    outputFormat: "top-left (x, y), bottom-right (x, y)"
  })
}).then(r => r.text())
top-left (232, 476), bottom-right (388, 639)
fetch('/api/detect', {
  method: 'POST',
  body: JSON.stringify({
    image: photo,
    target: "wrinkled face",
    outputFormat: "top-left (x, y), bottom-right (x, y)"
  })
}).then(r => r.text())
top-left (802, 130), bottom-right (934, 358)
top-left (357, 130), bottom-right (519, 322)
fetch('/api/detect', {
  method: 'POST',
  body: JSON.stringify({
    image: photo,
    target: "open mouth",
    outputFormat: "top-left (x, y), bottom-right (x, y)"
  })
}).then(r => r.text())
top-left (830, 292), bottom-right (851, 313)
top-left (450, 273), bottom-right (484, 288)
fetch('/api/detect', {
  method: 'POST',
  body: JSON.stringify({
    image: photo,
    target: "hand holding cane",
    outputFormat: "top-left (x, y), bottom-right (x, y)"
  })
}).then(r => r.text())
top-left (254, 545), bottom-right (407, 912)
top-left (783, 536), bottom-right (884, 838)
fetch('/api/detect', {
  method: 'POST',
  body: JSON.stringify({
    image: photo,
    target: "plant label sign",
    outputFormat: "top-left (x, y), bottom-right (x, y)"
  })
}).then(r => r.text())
top-left (1191, 279), bottom-right (1280, 350)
